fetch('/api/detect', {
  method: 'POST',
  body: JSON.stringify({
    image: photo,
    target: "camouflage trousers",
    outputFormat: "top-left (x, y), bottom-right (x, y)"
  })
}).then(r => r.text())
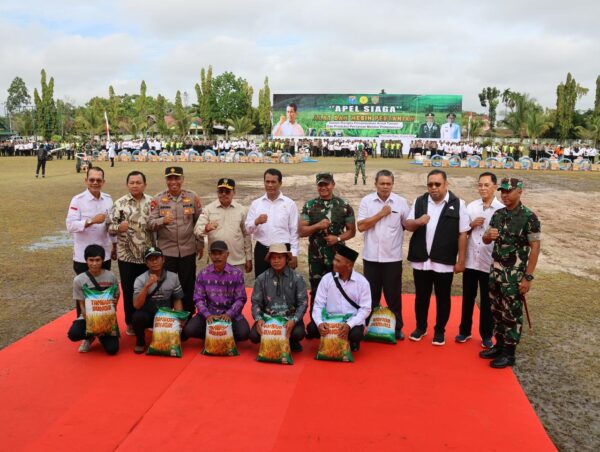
top-left (354, 161), bottom-right (366, 184)
top-left (489, 278), bottom-right (523, 347)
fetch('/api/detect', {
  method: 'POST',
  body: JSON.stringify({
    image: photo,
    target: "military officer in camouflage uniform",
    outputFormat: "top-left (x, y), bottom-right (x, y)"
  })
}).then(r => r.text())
top-left (148, 166), bottom-right (203, 315)
top-left (354, 143), bottom-right (368, 185)
top-left (299, 173), bottom-right (356, 338)
top-left (480, 177), bottom-right (541, 368)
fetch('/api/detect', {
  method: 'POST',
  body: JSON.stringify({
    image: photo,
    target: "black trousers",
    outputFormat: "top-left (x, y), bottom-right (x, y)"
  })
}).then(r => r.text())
top-left (253, 241), bottom-right (271, 278)
top-left (184, 315), bottom-right (250, 342)
top-left (73, 259), bottom-right (112, 316)
top-left (459, 268), bottom-right (493, 340)
top-left (250, 319), bottom-right (305, 344)
top-left (132, 310), bottom-right (155, 346)
top-left (67, 318), bottom-right (119, 355)
top-left (118, 260), bottom-right (148, 325)
top-left (413, 269), bottom-right (454, 334)
top-left (363, 259), bottom-right (404, 330)
top-left (164, 254), bottom-right (196, 315)
top-left (110, 157), bottom-right (115, 167)
top-left (36, 159), bottom-right (46, 176)
top-left (306, 322), bottom-right (364, 344)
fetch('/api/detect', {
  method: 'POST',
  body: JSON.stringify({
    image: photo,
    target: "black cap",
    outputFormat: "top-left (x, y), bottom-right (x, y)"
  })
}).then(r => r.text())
top-left (144, 246), bottom-right (163, 260)
top-left (165, 166), bottom-right (183, 177)
top-left (426, 113), bottom-right (435, 118)
top-left (446, 113), bottom-right (456, 118)
top-left (217, 178), bottom-right (235, 190)
top-left (209, 240), bottom-right (228, 252)
top-left (336, 244), bottom-right (359, 263)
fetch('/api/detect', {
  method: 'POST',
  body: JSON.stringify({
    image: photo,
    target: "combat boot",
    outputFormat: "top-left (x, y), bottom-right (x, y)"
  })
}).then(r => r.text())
top-left (480, 337), bottom-right (503, 359)
top-left (490, 345), bottom-right (516, 369)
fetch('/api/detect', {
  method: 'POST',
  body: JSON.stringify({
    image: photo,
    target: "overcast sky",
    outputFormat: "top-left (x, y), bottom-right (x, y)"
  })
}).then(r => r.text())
top-left (1, 0), bottom-right (599, 114)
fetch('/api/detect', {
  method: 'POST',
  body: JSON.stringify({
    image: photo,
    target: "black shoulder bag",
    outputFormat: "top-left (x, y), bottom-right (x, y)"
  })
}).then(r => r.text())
top-left (333, 274), bottom-right (360, 310)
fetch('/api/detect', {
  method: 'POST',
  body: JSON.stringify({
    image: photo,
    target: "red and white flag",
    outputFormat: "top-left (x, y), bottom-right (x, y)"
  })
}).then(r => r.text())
top-left (104, 111), bottom-right (110, 143)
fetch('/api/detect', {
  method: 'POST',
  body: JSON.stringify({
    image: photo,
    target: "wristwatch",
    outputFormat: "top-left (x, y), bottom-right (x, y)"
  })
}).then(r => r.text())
top-left (524, 274), bottom-right (534, 281)
top-left (336, 236), bottom-right (341, 243)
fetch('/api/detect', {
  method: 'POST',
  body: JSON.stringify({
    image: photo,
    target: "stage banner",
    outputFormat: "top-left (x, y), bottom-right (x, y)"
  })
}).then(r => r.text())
top-left (272, 94), bottom-right (462, 139)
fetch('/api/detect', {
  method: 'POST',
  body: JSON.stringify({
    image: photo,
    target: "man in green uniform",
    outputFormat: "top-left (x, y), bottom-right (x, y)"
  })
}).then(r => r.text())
top-left (480, 177), bottom-right (541, 368)
top-left (354, 143), bottom-right (367, 185)
top-left (299, 173), bottom-right (356, 338)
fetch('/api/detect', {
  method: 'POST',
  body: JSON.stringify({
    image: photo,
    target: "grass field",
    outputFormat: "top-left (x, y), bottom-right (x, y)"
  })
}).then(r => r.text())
top-left (1, 156), bottom-right (599, 450)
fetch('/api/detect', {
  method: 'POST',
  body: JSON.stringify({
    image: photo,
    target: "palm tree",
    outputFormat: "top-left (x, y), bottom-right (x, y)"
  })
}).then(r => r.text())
top-left (525, 108), bottom-right (552, 139)
top-left (575, 116), bottom-right (600, 147)
top-left (226, 116), bottom-right (254, 138)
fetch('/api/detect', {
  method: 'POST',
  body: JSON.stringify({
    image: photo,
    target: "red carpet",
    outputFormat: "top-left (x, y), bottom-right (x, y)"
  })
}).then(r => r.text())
top-left (0, 290), bottom-right (555, 451)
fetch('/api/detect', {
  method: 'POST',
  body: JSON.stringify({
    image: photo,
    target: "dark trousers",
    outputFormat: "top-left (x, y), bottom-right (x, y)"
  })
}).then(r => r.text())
top-left (250, 319), bottom-right (305, 344)
top-left (164, 254), bottom-right (196, 315)
top-left (132, 310), bottom-right (155, 346)
top-left (254, 241), bottom-right (271, 278)
top-left (67, 318), bottom-right (119, 355)
top-left (184, 315), bottom-right (250, 342)
top-left (413, 269), bottom-right (454, 334)
top-left (73, 259), bottom-right (112, 316)
top-left (36, 159), bottom-right (46, 176)
top-left (110, 157), bottom-right (115, 167)
top-left (118, 260), bottom-right (148, 325)
top-left (459, 268), bottom-right (493, 340)
top-left (363, 259), bottom-right (403, 330)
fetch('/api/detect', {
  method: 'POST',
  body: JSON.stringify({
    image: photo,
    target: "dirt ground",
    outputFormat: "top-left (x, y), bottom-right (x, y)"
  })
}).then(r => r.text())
top-left (1, 157), bottom-right (599, 450)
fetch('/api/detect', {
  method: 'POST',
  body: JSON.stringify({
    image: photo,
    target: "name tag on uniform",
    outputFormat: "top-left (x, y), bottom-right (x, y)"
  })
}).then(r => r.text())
top-left (183, 206), bottom-right (194, 215)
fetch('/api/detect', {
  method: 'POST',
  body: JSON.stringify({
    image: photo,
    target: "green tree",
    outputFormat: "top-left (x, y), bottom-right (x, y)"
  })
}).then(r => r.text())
top-left (502, 93), bottom-right (538, 138)
top-left (55, 99), bottom-right (76, 138)
top-left (108, 85), bottom-right (120, 134)
top-left (154, 94), bottom-right (170, 137)
top-left (594, 75), bottom-right (600, 117)
top-left (33, 69), bottom-right (57, 140)
top-left (556, 73), bottom-right (589, 139)
top-left (575, 115), bottom-right (600, 147)
top-left (135, 80), bottom-right (149, 137)
top-left (174, 90), bottom-right (190, 137)
top-left (525, 107), bottom-right (552, 140)
top-left (258, 76), bottom-right (272, 137)
top-left (226, 116), bottom-right (255, 137)
top-left (195, 66), bottom-right (214, 138)
top-left (212, 71), bottom-right (252, 138)
top-left (478, 87), bottom-right (501, 130)
top-left (6, 76), bottom-right (31, 113)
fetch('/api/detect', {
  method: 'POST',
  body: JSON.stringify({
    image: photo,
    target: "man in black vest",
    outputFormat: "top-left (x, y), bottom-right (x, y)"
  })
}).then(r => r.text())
top-left (405, 169), bottom-right (470, 345)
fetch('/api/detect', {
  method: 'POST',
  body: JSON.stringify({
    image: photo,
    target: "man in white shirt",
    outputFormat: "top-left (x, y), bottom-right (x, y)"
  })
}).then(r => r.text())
top-left (66, 166), bottom-right (116, 315)
top-left (272, 103), bottom-right (305, 137)
top-left (357, 169), bottom-right (410, 340)
top-left (405, 169), bottom-right (470, 346)
top-left (440, 113), bottom-right (461, 141)
top-left (245, 168), bottom-right (299, 277)
top-left (456, 172), bottom-right (504, 348)
top-left (312, 244), bottom-right (372, 352)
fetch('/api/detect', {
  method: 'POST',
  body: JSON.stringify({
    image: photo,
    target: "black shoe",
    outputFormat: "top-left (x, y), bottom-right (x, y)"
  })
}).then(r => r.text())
top-left (479, 346), bottom-right (503, 359)
top-left (432, 332), bottom-right (445, 346)
top-left (350, 342), bottom-right (360, 352)
top-left (409, 329), bottom-right (427, 341)
top-left (490, 354), bottom-right (515, 368)
top-left (290, 341), bottom-right (303, 353)
top-left (395, 330), bottom-right (405, 341)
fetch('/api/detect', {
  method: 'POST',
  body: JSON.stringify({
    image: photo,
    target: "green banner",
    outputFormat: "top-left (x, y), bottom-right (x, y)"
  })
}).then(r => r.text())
top-left (272, 93), bottom-right (462, 139)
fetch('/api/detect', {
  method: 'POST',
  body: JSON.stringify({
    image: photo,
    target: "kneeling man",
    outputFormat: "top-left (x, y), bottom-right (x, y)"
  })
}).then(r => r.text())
top-left (250, 243), bottom-right (308, 352)
top-left (132, 247), bottom-right (185, 354)
top-left (310, 244), bottom-right (371, 352)
top-left (184, 241), bottom-right (250, 342)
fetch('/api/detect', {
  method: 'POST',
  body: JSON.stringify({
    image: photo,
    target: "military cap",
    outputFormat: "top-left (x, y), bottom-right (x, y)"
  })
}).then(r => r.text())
top-left (217, 178), bottom-right (235, 190)
top-left (446, 113), bottom-right (456, 119)
top-left (498, 177), bottom-right (524, 191)
top-left (316, 172), bottom-right (335, 184)
top-left (165, 166), bottom-right (184, 177)
top-left (144, 246), bottom-right (164, 260)
top-left (426, 113), bottom-right (435, 118)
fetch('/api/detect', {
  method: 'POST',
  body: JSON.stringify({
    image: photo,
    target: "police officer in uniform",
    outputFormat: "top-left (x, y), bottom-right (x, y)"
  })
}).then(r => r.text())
top-left (148, 167), bottom-right (203, 315)
top-left (480, 178), bottom-right (541, 368)
top-left (299, 172), bottom-right (356, 338)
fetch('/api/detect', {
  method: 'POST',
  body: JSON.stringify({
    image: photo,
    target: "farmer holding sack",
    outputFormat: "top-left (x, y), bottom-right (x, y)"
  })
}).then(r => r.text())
top-left (132, 247), bottom-right (185, 354)
top-left (68, 244), bottom-right (120, 355)
top-left (250, 243), bottom-right (308, 353)
top-left (312, 244), bottom-right (371, 353)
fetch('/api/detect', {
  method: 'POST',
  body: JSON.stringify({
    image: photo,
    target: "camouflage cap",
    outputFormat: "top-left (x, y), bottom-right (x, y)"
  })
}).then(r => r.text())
top-left (316, 172), bottom-right (334, 184)
top-left (498, 177), bottom-right (524, 191)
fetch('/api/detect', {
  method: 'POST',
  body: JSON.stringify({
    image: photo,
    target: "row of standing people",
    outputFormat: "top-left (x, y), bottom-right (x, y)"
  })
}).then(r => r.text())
top-left (65, 165), bottom-right (540, 368)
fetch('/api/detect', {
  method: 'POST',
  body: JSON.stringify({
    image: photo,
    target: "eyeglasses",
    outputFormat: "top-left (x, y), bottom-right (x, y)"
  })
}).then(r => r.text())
top-left (427, 182), bottom-right (443, 188)
top-left (87, 178), bottom-right (103, 183)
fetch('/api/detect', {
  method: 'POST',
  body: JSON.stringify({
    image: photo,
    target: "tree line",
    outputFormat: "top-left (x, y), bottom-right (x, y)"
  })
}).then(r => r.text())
top-left (4, 69), bottom-right (600, 144)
